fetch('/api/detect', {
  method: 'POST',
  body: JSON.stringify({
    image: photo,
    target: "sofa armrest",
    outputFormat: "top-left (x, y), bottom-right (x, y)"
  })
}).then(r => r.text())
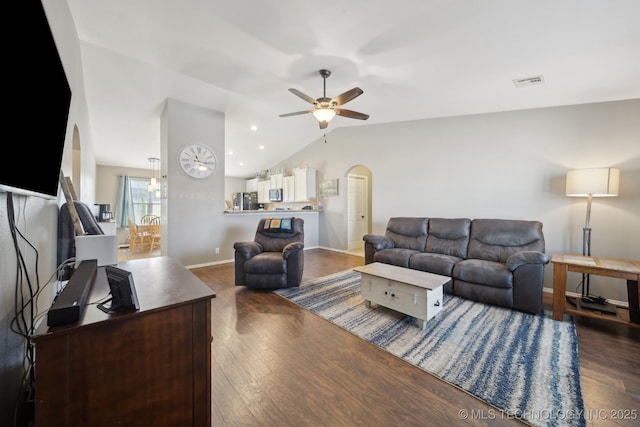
top-left (506, 251), bottom-right (549, 271)
top-left (362, 234), bottom-right (394, 250)
top-left (233, 241), bottom-right (263, 260)
top-left (283, 242), bottom-right (304, 259)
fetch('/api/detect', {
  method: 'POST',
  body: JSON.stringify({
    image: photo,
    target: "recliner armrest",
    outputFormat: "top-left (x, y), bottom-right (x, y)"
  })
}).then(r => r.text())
top-left (233, 241), bottom-right (263, 259)
top-left (362, 235), bottom-right (394, 250)
top-left (506, 251), bottom-right (550, 271)
top-left (283, 242), bottom-right (304, 259)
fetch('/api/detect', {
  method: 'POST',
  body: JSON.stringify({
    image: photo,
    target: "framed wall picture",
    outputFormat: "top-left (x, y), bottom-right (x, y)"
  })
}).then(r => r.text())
top-left (320, 178), bottom-right (338, 197)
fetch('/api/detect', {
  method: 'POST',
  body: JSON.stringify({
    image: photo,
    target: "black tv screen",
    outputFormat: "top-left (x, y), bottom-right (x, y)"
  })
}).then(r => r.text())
top-left (0, 0), bottom-right (71, 199)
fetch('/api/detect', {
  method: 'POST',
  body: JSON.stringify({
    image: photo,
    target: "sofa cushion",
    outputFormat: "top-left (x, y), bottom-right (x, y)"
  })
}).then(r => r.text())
top-left (467, 219), bottom-right (545, 263)
top-left (454, 280), bottom-right (513, 309)
top-left (385, 217), bottom-right (428, 251)
top-left (409, 252), bottom-right (462, 276)
top-left (453, 259), bottom-right (513, 289)
top-left (374, 248), bottom-right (420, 268)
top-left (244, 252), bottom-right (286, 274)
top-left (426, 218), bottom-right (471, 259)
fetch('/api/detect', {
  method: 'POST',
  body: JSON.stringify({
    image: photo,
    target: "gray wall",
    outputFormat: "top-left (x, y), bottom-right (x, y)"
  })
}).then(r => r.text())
top-left (162, 99), bottom-right (226, 266)
top-left (277, 99), bottom-right (640, 302)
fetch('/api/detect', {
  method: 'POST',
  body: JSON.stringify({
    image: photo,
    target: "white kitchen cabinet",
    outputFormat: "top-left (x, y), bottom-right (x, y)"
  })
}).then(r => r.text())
top-left (269, 173), bottom-right (284, 189)
top-left (258, 180), bottom-right (271, 204)
top-left (246, 178), bottom-right (258, 192)
top-left (293, 167), bottom-right (316, 201)
top-left (283, 175), bottom-right (296, 202)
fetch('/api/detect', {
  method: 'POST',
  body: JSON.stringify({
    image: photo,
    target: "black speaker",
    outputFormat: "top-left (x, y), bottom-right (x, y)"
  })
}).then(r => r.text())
top-left (47, 259), bottom-right (97, 326)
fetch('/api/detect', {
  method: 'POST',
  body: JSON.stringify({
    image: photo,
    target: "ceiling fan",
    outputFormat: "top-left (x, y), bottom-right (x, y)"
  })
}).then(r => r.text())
top-left (279, 69), bottom-right (369, 129)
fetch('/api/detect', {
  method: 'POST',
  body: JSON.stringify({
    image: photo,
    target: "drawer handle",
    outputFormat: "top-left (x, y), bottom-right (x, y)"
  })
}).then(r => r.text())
top-left (384, 291), bottom-right (396, 298)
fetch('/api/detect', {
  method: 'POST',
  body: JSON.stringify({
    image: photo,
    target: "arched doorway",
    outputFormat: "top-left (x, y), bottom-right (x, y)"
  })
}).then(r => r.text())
top-left (346, 165), bottom-right (372, 252)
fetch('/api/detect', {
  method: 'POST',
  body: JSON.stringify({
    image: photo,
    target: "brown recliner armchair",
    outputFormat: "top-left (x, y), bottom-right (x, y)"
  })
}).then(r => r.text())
top-left (234, 217), bottom-right (305, 289)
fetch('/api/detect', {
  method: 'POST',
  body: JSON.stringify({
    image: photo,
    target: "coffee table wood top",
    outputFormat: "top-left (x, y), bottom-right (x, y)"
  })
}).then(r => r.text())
top-left (354, 262), bottom-right (451, 290)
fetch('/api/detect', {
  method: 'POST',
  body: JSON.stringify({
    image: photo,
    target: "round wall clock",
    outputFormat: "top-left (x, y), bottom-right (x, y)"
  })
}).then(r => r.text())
top-left (177, 144), bottom-right (217, 179)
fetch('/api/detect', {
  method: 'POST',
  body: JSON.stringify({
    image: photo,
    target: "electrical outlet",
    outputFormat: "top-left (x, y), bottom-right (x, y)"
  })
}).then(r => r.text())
top-left (215, 247), bottom-right (220, 254)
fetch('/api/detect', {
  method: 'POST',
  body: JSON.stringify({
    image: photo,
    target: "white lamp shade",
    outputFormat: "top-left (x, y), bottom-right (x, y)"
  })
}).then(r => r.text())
top-left (312, 108), bottom-right (336, 122)
top-left (566, 168), bottom-right (620, 197)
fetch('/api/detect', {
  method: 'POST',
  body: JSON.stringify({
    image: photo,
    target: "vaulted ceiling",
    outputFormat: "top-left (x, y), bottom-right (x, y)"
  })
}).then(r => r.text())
top-left (66, 0), bottom-right (640, 177)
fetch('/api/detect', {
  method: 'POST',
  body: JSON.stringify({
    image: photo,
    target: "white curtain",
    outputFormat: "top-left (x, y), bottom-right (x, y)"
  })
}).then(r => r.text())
top-left (114, 175), bottom-right (134, 228)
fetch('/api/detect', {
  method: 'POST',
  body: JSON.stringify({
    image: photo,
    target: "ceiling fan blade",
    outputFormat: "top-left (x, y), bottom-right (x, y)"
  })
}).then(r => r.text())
top-left (279, 110), bottom-right (313, 117)
top-left (332, 87), bottom-right (363, 106)
top-left (319, 120), bottom-right (329, 129)
top-left (289, 88), bottom-right (317, 105)
top-left (335, 108), bottom-right (369, 120)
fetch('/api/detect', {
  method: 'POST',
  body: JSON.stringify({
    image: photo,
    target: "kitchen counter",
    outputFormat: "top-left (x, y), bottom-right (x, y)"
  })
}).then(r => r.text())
top-left (224, 209), bottom-right (320, 214)
top-left (223, 209), bottom-right (320, 248)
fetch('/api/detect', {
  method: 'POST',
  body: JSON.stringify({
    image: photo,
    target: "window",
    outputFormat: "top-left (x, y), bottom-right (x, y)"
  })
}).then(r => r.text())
top-left (130, 177), bottom-right (160, 222)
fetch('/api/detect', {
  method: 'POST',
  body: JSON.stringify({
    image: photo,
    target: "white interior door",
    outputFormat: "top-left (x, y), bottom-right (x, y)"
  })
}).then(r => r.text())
top-left (347, 174), bottom-right (367, 250)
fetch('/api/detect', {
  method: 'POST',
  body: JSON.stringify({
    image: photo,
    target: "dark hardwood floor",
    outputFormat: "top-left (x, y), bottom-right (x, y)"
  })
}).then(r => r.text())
top-left (190, 249), bottom-right (640, 426)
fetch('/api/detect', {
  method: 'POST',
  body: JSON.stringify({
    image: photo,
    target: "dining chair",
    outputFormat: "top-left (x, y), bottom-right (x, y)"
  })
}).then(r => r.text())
top-left (140, 215), bottom-right (160, 225)
top-left (147, 222), bottom-right (161, 251)
top-left (139, 215), bottom-right (160, 251)
top-left (127, 217), bottom-right (146, 251)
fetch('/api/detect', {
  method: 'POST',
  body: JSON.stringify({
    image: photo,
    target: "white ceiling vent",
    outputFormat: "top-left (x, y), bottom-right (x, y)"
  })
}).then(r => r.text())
top-left (513, 75), bottom-right (545, 88)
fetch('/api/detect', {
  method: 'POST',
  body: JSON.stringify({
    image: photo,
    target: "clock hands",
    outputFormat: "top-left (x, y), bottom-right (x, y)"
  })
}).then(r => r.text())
top-left (190, 153), bottom-right (213, 171)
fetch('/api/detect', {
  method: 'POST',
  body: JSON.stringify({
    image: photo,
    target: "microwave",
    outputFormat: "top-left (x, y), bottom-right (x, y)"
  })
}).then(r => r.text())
top-left (269, 188), bottom-right (283, 202)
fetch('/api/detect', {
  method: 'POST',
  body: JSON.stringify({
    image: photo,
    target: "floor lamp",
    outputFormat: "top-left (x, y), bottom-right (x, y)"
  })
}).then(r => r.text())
top-left (565, 167), bottom-right (620, 311)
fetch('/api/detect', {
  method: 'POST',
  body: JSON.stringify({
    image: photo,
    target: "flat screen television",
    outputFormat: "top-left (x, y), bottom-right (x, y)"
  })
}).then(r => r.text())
top-left (0, 0), bottom-right (71, 200)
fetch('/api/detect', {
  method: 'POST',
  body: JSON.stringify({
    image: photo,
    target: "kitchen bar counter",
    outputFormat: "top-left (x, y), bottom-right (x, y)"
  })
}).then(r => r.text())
top-left (224, 209), bottom-right (320, 214)
top-left (223, 209), bottom-right (320, 248)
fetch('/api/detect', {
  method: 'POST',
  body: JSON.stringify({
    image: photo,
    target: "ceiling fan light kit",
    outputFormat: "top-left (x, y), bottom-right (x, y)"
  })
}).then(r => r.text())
top-left (280, 69), bottom-right (369, 129)
top-left (312, 107), bottom-right (336, 122)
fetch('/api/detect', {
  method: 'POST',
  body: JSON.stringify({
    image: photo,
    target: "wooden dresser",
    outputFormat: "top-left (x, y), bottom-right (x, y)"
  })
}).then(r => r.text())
top-left (31, 256), bottom-right (215, 426)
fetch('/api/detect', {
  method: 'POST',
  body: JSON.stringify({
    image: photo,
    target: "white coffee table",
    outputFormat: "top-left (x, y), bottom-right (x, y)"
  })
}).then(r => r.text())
top-left (354, 262), bottom-right (451, 329)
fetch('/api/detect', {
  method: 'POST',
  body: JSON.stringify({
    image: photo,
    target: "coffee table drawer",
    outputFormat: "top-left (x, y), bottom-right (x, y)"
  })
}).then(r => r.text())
top-left (361, 275), bottom-right (443, 323)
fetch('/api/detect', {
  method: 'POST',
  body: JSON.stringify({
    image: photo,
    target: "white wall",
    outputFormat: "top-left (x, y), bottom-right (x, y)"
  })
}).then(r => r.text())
top-left (277, 99), bottom-right (640, 302)
top-left (0, 0), bottom-right (95, 423)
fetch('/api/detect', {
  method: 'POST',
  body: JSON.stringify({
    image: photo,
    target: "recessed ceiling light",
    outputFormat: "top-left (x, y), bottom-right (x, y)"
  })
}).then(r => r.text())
top-left (259, 145), bottom-right (265, 150)
top-left (239, 162), bottom-right (244, 166)
top-left (250, 125), bottom-right (258, 131)
top-left (228, 150), bottom-right (234, 155)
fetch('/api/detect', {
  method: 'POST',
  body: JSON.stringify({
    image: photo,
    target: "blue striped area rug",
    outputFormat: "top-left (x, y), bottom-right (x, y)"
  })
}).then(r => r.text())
top-left (275, 269), bottom-right (586, 427)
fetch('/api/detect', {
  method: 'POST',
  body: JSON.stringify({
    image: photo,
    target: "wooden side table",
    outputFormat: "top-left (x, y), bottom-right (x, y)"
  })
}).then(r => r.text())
top-left (551, 253), bottom-right (640, 327)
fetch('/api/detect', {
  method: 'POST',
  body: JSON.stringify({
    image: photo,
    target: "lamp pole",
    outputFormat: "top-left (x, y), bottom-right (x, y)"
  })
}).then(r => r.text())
top-left (582, 193), bottom-right (592, 297)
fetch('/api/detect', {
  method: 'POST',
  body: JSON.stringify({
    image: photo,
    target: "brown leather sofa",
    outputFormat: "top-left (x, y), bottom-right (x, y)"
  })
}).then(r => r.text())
top-left (363, 217), bottom-right (549, 314)
top-left (234, 217), bottom-right (305, 289)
